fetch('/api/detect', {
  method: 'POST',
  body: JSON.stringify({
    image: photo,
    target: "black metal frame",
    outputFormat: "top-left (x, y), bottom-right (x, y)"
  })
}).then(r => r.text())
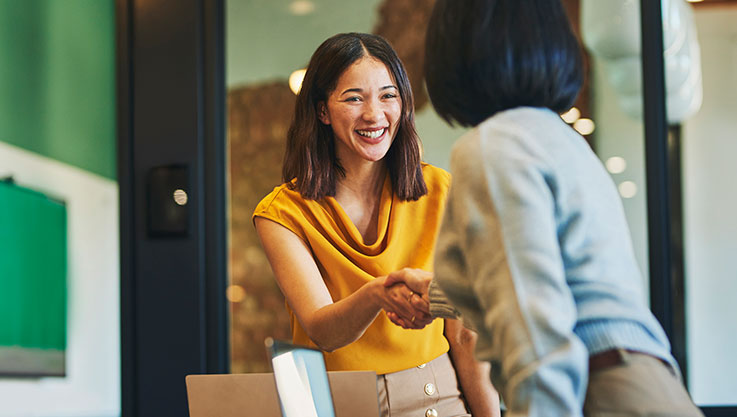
top-left (201, 0), bottom-right (229, 377)
top-left (667, 124), bottom-right (687, 384)
top-left (117, 0), bottom-right (227, 416)
top-left (640, 0), bottom-right (675, 346)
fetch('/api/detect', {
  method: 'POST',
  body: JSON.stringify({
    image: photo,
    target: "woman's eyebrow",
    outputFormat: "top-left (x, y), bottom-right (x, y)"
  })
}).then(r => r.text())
top-left (339, 85), bottom-right (397, 96)
top-left (340, 87), bottom-right (363, 95)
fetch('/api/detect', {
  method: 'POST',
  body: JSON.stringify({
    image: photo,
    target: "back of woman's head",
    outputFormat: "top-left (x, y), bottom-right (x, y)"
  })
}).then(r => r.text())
top-left (425, 0), bottom-right (583, 127)
top-left (283, 32), bottom-right (425, 201)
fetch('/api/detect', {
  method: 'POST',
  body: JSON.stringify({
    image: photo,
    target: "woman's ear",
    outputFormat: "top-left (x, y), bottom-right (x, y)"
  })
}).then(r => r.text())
top-left (318, 102), bottom-right (330, 125)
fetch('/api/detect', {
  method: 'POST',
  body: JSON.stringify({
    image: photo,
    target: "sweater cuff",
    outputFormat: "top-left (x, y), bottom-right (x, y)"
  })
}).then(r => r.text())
top-left (428, 279), bottom-right (462, 319)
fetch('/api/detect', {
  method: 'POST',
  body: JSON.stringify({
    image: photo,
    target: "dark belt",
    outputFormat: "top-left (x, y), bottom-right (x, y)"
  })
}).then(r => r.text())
top-left (589, 349), bottom-right (667, 372)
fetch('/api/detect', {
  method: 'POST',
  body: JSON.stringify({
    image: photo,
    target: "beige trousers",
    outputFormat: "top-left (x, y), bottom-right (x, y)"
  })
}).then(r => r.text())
top-left (584, 350), bottom-right (704, 417)
top-left (376, 353), bottom-right (470, 417)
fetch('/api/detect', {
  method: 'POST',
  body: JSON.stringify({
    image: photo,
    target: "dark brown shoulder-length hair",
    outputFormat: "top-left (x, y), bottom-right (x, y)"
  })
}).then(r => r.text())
top-left (283, 32), bottom-right (427, 201)
top-left (425, 0), bottom-right (583, 127)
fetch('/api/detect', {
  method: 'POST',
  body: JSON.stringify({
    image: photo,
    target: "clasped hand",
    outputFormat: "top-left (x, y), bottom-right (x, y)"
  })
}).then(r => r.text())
top-left (379, 268), bottom-right (435, 330)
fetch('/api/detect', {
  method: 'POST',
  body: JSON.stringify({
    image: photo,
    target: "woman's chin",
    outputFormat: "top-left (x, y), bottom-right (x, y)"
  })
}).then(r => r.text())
top-left (360, 147), bottom-right (391, 163)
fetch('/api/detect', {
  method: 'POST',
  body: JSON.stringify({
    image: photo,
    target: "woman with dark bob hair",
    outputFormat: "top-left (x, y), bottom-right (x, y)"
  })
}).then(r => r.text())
top-left (385, 0), bottom-right (704, 416)
top-left (253, 32), bottom-right (500, 417)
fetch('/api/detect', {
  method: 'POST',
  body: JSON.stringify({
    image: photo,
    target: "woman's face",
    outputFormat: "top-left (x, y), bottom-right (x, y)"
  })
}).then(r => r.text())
top-left (319, 56), bottom-right (402, 165)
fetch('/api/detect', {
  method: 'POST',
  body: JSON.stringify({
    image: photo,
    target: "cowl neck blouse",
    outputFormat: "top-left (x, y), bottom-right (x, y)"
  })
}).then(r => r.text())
top-left (253, 163), bottom-right (451, 374)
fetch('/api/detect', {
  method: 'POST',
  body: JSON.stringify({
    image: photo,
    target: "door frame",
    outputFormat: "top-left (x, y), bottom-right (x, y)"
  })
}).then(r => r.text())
top-left (117, 0), bottom-right (227, 416)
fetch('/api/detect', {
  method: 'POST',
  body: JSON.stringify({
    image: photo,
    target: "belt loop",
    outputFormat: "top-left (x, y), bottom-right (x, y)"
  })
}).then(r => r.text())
top-left (616, 348), bottom-right (631, 365)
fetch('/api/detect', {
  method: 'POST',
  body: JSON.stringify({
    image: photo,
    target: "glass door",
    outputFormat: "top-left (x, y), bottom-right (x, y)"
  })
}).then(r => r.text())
top-left (224, 2), bottom-right (737, 414)
top-left (224, 0), bottom-right (469, 373)
top-left (582, 0), bottom-right (737, 412)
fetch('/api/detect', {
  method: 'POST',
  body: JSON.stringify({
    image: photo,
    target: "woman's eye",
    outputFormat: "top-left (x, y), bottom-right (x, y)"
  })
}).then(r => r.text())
top-left (382, 93), bottom-right (398, 99)
top-left (344, 96), bottom-right (361, 102)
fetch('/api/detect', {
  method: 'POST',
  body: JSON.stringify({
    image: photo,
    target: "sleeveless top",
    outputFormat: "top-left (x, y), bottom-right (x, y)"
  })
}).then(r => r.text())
top-left (252, 163), bottom-right (451, 374)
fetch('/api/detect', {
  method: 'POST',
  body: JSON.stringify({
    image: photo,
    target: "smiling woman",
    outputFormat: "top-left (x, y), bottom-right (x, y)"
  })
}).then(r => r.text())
top-left (282, 33), bottom-right (425, 202)
top-left (250, 32), bottom-right (500, 417)
top-left (225, 0), bottom-right (460, 379)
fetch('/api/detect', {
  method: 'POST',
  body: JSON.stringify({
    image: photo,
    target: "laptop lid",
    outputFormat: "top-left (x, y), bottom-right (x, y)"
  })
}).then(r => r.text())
top-left (186, 354), bottom-right (379, 417)
top-left (265, 338), bottom-right (336, 417)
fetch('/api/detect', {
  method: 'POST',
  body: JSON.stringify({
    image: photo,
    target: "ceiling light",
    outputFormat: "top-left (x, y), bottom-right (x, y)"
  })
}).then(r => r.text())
top-left (289, 0), bottom-right (315, 15)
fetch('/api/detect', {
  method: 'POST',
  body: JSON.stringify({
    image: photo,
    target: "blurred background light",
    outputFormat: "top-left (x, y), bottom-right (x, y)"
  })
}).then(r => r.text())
top-left (573, 118), bottom-right (596, 135)
top-left (226, 285), bottom-right (246, 303)
top-left (561, 107), bottom-right (581, 124)
top-left (289, 68), bottom-right (307, 95)
top-left (289, 0), bottom-right (315, 15)
top-left (618, 181), bottom-right (638, 199)
top-left (606, 156), bottom-right (627, 174)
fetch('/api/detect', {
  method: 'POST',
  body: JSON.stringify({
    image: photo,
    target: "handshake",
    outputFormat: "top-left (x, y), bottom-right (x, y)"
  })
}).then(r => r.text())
top-left (379, 268), bottom-right (436, 330)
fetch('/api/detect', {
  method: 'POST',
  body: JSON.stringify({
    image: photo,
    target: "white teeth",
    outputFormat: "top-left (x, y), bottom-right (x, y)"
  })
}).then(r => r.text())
top-left (356, 128), bottom-right (385, 139)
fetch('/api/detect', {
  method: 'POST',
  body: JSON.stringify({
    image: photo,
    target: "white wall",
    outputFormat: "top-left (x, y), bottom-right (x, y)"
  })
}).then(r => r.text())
top-left (683, 6), bottom-right (737, 405)
top-left (227, 0), bottom-right (383, 88)
top-left (0, 142), bottom-right (120, 417)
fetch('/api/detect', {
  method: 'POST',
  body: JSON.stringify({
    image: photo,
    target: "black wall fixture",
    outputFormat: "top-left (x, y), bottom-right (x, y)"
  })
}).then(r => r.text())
top-left (117, 0), bottom-right (227, 416)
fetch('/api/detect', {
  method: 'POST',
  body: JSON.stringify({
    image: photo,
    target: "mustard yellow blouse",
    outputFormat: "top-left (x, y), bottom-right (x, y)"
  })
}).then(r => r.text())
top-left (252, 164), bottom-right (451, 374)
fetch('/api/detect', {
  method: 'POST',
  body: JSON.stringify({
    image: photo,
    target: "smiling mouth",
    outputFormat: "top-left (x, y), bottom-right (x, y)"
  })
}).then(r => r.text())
top-left (356, 128), bottom-right (387, 139)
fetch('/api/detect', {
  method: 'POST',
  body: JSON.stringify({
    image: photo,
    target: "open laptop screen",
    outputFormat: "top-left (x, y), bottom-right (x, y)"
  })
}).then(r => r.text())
top-left (265, 338), bottom-right (337, 417)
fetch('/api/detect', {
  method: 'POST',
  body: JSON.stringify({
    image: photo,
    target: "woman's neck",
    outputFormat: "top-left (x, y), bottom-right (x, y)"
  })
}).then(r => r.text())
top-left (334, 159), bottom-right (387, 245)
top-left (337, 159), bottom-right (387, 199)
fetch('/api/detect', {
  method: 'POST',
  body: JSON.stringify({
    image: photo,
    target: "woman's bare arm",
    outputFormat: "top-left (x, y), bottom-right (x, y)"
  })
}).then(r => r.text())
top-left (255, 217), bottom-right (424, 351)
top-left (445, 319), bottom-right (501, 417)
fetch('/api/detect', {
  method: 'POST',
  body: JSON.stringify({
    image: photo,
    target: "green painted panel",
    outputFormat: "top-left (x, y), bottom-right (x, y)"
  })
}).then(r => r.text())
top-left (0, 0), bottom-right (116, 180)
top-left (0, 181), bottom-right (67, 352)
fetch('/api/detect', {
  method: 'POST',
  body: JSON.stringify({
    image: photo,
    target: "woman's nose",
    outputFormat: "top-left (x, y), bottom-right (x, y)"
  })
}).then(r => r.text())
top-left (362, 100), bottom-right (385, 122)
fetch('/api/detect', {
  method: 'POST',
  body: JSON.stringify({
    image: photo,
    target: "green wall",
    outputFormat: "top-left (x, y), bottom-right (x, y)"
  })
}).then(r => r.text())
top-left (0, 0), bottom-right (116, 180)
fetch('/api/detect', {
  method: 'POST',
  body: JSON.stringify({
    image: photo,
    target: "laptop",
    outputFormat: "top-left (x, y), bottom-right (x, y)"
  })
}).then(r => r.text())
top-left (186, 339), bottom-right (380, 417)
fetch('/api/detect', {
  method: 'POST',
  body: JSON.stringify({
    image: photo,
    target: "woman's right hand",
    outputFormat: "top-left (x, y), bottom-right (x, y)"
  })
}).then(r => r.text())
top-left (377, 270), bottom-right (434, 329)
top-left (385, 310), bottom-right (434, 329)
top-left (377, 277), bottom-right (433, 329)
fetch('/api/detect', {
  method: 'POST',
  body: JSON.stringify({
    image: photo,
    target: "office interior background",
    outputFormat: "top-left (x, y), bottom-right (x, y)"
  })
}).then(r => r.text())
top-left (0, 0), bottom-right (735, 416)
